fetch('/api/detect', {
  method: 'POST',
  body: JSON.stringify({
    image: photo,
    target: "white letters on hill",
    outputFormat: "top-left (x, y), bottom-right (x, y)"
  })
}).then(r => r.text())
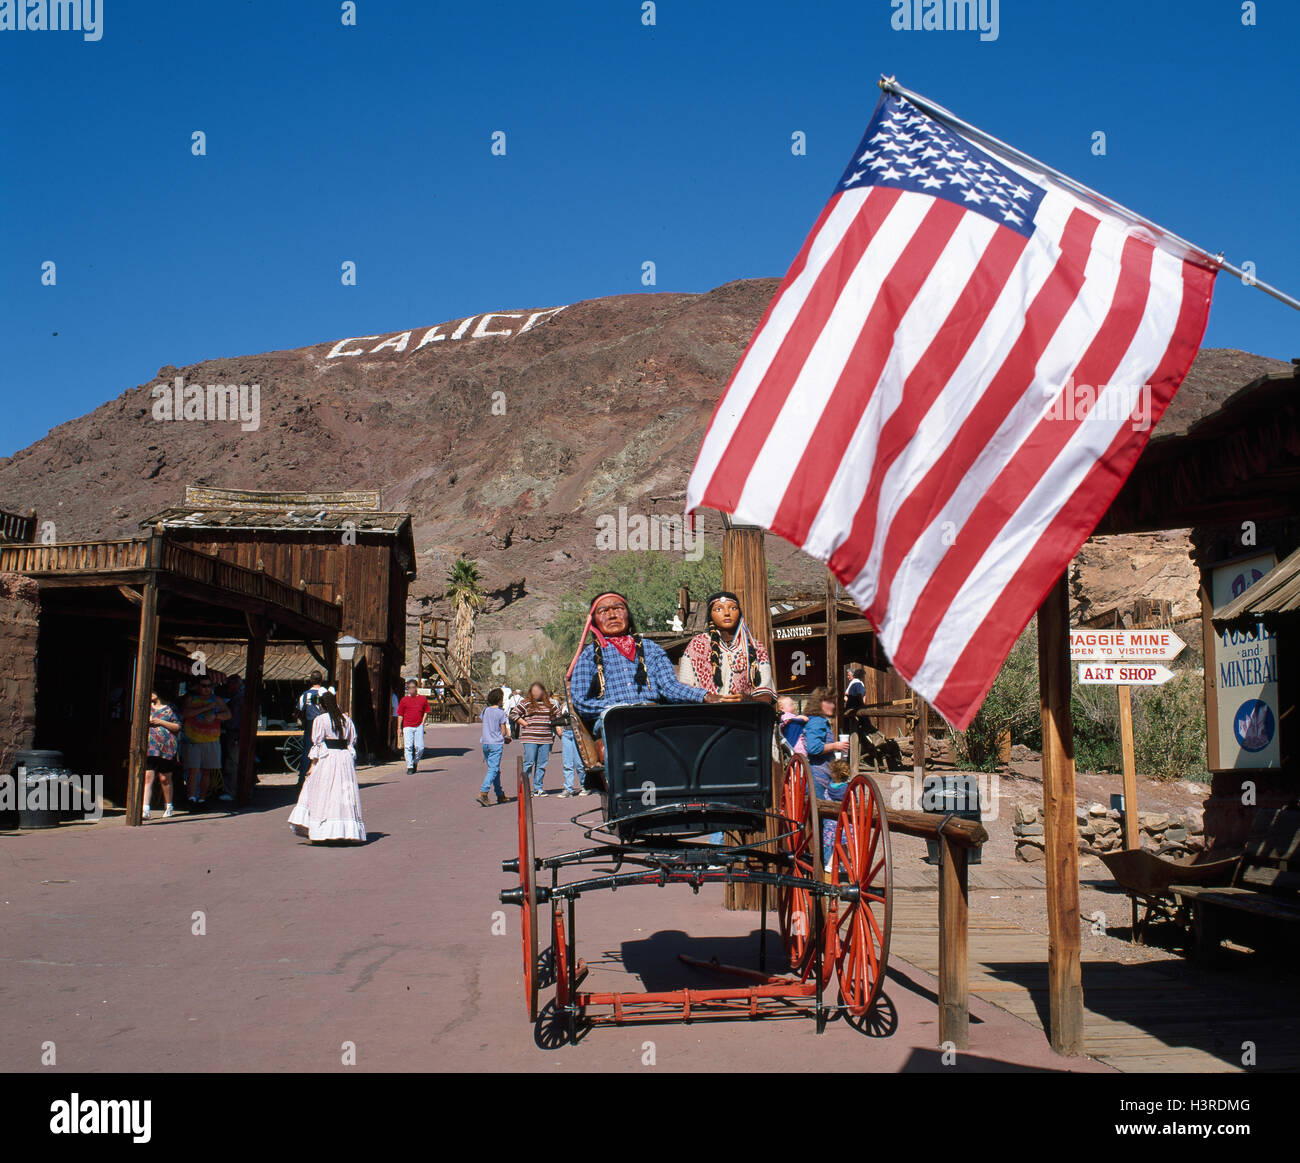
top-left (322, 305), bottom-right (567, 361)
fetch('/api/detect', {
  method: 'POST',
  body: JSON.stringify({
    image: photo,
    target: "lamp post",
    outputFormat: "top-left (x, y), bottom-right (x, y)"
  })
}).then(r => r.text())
top-left (336, 635), bottom-right (362, 719)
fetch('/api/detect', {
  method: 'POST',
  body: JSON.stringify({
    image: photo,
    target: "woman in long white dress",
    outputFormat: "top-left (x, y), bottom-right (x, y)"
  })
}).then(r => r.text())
top-left (288, 691), bottom-right (367, 843)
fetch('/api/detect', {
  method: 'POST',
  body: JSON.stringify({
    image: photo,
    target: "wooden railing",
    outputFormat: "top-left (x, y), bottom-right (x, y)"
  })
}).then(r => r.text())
top-left (157, 541), bottom-right (341, 628)
top-left (0, 535), bottom-right (341, 630)
top-left (0, 538), bottom-right (149, 573)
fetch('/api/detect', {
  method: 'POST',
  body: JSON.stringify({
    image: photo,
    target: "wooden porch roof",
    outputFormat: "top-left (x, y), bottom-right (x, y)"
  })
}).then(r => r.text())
top-left (0, 532), bottom-right (343, 641)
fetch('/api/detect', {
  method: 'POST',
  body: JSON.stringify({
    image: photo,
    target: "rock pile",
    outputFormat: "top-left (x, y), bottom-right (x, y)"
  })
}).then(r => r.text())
top-left (1013, 800), bottom-right (1206, 861)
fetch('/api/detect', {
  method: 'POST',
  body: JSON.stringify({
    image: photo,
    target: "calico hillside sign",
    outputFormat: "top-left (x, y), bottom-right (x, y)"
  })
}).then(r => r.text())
top-left (321, 305), bottom-right (568, 361)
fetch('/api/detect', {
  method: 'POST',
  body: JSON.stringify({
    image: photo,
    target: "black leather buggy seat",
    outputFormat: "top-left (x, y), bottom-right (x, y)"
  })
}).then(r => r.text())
top-left (601, 702), bottom-right (776, 840)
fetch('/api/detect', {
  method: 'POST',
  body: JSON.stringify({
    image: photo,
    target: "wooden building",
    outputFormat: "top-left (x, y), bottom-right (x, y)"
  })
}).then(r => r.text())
top-left (142, 487), bottom-right (416, 759)
top-left (1097, 360), bottom-right (1299, 847)
top-left (0, 530), bottom-right (343, 818)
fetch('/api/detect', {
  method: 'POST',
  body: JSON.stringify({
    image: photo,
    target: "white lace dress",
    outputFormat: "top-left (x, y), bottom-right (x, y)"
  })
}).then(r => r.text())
top-left (288, 713), bottom-right (366, 843)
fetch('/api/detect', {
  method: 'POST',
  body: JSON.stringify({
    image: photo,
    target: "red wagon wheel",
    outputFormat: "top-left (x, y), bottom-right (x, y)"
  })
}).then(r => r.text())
top-left (517, 758), bottom-right (540, 1021)
top-left (828, 774), bottom-right (892, 1016)
top-left (777, 754), bottom-right (823, 975)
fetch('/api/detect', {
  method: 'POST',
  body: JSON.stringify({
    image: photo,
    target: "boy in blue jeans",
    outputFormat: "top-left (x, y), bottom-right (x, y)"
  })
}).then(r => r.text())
top-left (476, 687), bottom-right (511, 807)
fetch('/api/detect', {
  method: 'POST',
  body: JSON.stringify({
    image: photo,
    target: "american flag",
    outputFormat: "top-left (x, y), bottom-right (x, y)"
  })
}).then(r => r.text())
top-left (687, 92), bottom-right (1217, 730)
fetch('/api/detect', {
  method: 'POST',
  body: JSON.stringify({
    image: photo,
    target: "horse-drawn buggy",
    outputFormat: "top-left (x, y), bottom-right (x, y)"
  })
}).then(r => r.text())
top-left (499, 698), bottom-right (892, 1042)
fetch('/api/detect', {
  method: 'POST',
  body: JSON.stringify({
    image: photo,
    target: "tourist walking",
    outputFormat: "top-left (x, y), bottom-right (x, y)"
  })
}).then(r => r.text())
top-left (510, 683), bottom-right (560, 796)
top-left (476, 687), bottom-right (510, 807)
top-left (180, 676), bottom-right (230, 809)
top-left (288, 691), bottom-right (366, 843)
top-left (143, 689), bottom-right (181, 819)
top-left (295, 673), bottom-right (328, 789)
top-left (555, 697), bottom-right (587, 797)
top-left (396, 678), bottom-right (430, 773)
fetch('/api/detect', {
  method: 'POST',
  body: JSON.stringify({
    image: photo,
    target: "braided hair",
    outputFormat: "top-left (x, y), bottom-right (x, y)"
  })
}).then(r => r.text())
top-left (705, 591), bottom-right (762, 694)
top-left (584, 605), bottom-right (648, 698)
top-left (708, 623), bottom-right (761, 692)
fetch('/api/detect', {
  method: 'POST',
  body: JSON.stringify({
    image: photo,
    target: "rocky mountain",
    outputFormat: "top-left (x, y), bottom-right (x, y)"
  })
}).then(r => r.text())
top-left (0, 278), bottom-right (1288, 657)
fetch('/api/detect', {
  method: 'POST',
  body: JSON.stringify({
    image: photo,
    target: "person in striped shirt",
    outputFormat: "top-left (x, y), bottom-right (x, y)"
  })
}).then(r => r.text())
top-left (509, 682), bottom-right (561, 797)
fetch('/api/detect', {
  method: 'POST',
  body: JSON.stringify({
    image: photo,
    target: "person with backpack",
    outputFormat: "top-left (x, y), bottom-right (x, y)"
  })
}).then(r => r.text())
top-left (295, 673), bottom-right (328, 789)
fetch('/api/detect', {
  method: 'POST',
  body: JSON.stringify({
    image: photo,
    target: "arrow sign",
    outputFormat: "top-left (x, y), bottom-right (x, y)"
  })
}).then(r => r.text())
top-left (1078, 663), bottom-right (1175, 686)
top-left (1069, 628), bottom-right (1186, 662)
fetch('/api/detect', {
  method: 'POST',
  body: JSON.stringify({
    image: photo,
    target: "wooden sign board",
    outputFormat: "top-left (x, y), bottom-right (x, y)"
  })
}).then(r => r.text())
top-left (1078, 663), bottom-right (1173, 686)
top-left (1069, 629), bottom-right (1186, 662)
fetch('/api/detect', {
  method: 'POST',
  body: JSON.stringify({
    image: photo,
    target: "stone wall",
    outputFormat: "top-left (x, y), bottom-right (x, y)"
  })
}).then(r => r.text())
top-left (0, 572), bottom-right (40, 774)
top-left (1014, 799), bottom-right (1205, 861)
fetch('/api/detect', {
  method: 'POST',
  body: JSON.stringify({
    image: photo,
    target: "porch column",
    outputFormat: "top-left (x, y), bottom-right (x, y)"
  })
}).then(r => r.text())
top-left (237, 615), bottom-right (266, 807)
top-left (125, 540), bottom-right (162, 827)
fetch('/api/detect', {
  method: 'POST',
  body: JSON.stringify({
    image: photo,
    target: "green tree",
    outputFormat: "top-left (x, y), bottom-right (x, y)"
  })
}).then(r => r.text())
top-left (544, 546), bottom-right (727, 657)
top-left (445, 557), bottom-right (486, 692)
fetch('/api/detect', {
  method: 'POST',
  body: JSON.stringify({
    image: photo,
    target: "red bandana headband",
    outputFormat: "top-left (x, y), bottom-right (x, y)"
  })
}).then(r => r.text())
top-left (566, 592), bottom-right (636, 679)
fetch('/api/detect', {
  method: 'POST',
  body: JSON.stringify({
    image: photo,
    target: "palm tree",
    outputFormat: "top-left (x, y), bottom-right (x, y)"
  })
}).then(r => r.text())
top-left (445, 557), bottom-right (486, 693)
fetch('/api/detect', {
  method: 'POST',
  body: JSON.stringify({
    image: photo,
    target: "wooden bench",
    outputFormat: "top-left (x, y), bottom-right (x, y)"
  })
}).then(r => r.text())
top-left (1172, 807), bottom-right (1300, 959)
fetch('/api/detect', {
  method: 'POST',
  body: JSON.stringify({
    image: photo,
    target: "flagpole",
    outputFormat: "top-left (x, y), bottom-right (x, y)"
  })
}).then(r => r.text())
top-left (878, 76), bottom-right (1300, 314)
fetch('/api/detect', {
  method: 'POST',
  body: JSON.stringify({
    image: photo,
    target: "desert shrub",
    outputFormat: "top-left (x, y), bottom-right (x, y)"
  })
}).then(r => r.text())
top-left (1131, 672), bottom-right (1207, 782)
top-left (949, 624), bottom-right (1041, 770)
top-left (986, 622), bottom-right (1204, 778)
top-left (1068, 680), bottom-right (1121, 773)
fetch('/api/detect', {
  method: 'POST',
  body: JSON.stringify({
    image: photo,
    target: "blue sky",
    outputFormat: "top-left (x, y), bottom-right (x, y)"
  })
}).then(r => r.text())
top-left (2, 0), bottom-right (1296, 456)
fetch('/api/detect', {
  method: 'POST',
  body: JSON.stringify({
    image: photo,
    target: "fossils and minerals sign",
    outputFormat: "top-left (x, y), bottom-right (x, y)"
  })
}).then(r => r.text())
top-left (1209, 553), bottom-right (1279, 770)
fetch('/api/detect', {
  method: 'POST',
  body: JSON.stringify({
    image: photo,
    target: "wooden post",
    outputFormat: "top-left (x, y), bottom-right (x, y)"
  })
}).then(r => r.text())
top-left (913, 696), bottom-right (929, 781)
top-left (1037, 571), bottom-right (1085, 1056)
top-left (825, 572), bottom-right (839, 735)
top-left (1117, 684), bottom-right (1139, 850)
top-left (125, 538), bottom-right (161, 827)
top-left (722, 523), bottom-right (773, 911)
top-left (238, 616), bottom-right (266, 807)
top-left (937, 833), bottom-right (969, 1050)
top-left (339, 657), bottom-right (354, 720)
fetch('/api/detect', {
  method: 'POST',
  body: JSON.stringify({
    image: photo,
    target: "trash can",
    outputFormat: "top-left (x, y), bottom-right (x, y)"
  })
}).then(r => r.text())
top-left (922, 773), bottom-right (982, 866)
top-left (9, 750), bottom-right (69, 830)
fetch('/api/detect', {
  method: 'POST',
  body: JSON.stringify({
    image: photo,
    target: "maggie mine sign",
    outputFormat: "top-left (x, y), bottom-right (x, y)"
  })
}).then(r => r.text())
top-left (1068, 628), bottom-right (1186, 662)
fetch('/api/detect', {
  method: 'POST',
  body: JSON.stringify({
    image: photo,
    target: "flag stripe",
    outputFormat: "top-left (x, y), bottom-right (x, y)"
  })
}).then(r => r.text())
top-left (887, 231), bottom-right (1157, 677)
top-left (839, 206), bottom-right (1100, 594)
top-left (762, 197), bottom-right (969, 542)
top-left (927, 255), bottom-right (1215, 721)
top-left (690, 193), bottom-right (844, 480)
top-left (790, 220), bottom-right (1028, 566)
top-left (696, 188), bottom-right (902, 510)
top-left (722, 192), bottom-right (939, 525)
